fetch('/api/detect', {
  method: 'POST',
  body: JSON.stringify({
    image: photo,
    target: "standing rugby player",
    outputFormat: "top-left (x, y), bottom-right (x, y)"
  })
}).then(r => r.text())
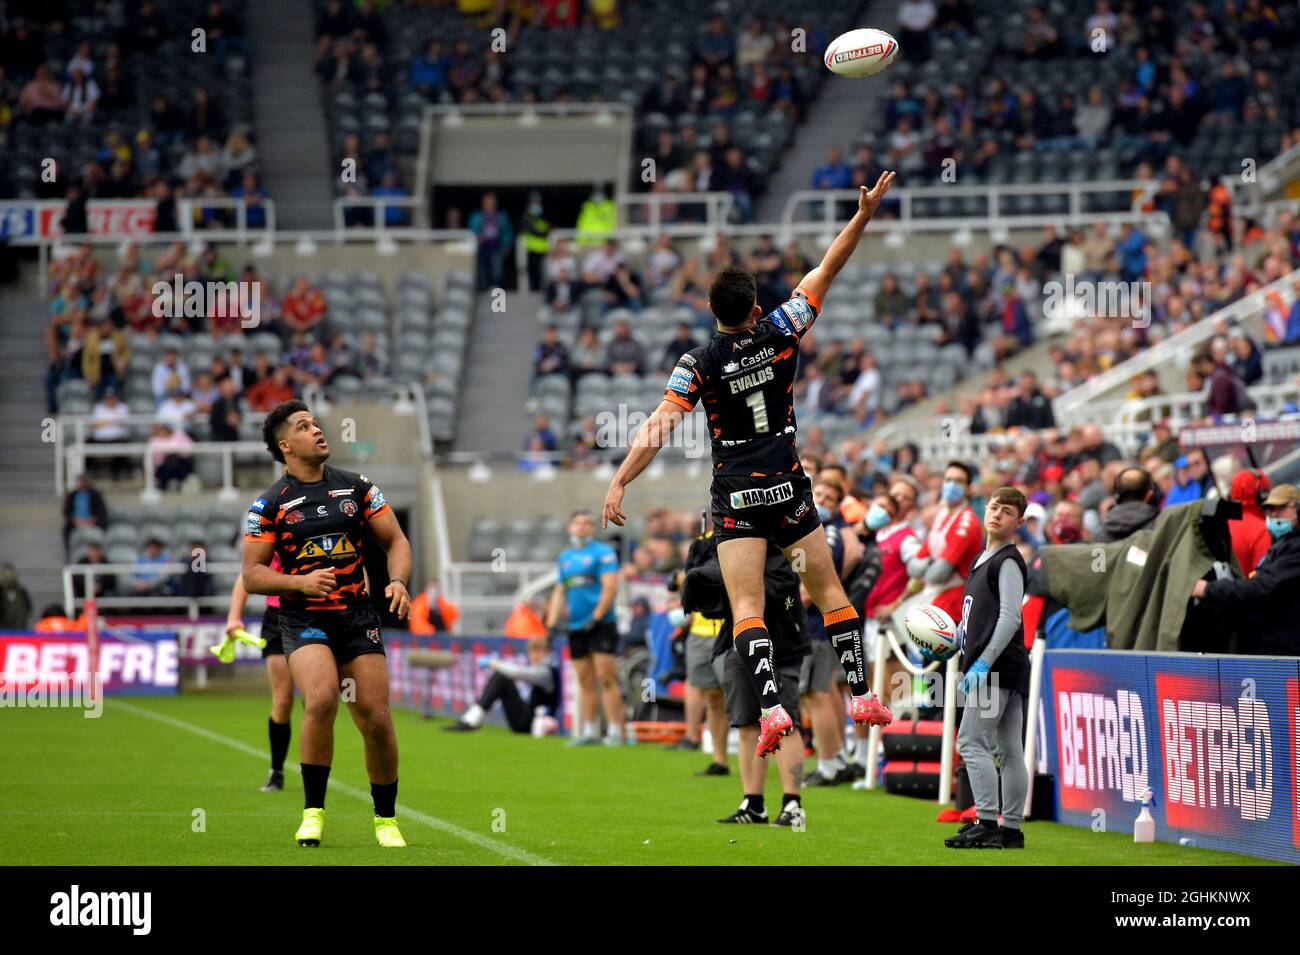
top-left (243, 400), bottom-right (413, 848)
top-left (602, 173), bottom-right (898, 758)
top-left (225, 555), bottom-right (295, 791)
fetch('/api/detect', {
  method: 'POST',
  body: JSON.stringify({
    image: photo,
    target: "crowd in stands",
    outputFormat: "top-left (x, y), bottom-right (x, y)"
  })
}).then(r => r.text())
top-left (43, 242), bottom-right (393, 489)
top-left (315, 0), bottom-right (856, 229)
top-left (844, 0), bottom-right (1300, 190)
top-left (0, 3), bottom-right (265, 229)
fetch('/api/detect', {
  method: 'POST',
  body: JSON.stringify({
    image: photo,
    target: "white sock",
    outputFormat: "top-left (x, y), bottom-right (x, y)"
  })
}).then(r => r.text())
top-left (855, 740), bottom-right (872, 768)
top-left (462, 704), bottom-right (484, 728)
top-left (606, 725), bottom-right (623, 741)
top-left (760, 705), bottom-right (774, 719)
top-left (581, 720), bottom-right (599, 739)
top-left (818, 758), bottom-right (839, 779)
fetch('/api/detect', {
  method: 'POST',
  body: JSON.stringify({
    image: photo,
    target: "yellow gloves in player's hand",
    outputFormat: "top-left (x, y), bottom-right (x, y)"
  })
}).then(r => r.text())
top-left (209, 627), bottom-right (267, 663)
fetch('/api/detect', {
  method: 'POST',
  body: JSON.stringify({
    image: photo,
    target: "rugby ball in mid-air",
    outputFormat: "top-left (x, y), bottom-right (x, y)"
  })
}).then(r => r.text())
top-left (824, 28), bottom-right (900, 78)
top-left (904, 603), bottom-right (958, 661)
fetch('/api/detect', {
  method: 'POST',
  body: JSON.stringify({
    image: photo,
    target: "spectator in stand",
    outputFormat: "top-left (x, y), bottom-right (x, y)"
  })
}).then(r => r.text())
top-left (897, 0), bottom-right (938, 62)
top-left (605, 320), bottom-right (644, 376)
top-left (533, 325), bottom-right (569, 381)
top-left (409, 39), bottom-right (450, 99)
top-left (61, 67), bottom-right (100, 123)
top-left (151, 348), bottom-right (191, 401)
top-left (568, 327), bottom-right (604, 385)
top-left (1195, 345), bottom-right (1250, 417)
top-left (545, 266), bottom-right (579, 314)
top-left (281, 275), bottom-right (327, 335)
top-left (246, 365), bottom-right (296, 411)
top-left (129, 536), bottom-right (174, 598)
top-left (73, 541), bottom-right (118, 601)
top-left (847, 352), bottom-right (882, 426)
top-left (1164, 452), bottom-right (1209, 508)
top-left (1228, 328), bottom-right (1263, 385)
top-left (372, 171), bottom-right (410, 226)
top-left (63, 473), bottom-right (108, 557)
top-left (660, 323), bottom-right (698, 375)
top-left (604, 262), bottom-right (644, 312)
top-left (1003, 370), bottom-right (1054, 430)
top-left (1228, 467), bottom-right (1273, 576)
top-left (526, 414), bottom-right (558, 454)
top-left (18, 64), bottom-right (64, 125)
top-left (149, 422), bottom-right (194, 489)
top-left (230, 170), bottom-right (268, 228)
top-left (468, 191), bottom-right (512, 291)
top-left (209, 374), bottom-right (243, 441)
top-left (88, 389), bottom-right (131, 479)
top-left (219, 129), bottom-right (258, 189)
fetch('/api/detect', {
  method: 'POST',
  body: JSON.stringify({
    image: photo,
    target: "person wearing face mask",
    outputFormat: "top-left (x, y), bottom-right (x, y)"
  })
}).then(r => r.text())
top-left (904, 461), bottom-right (985, 624)
top-left (1193, 484), bottom-right (1300, 655)
top-left (546, 510), bottom-right (624, 745)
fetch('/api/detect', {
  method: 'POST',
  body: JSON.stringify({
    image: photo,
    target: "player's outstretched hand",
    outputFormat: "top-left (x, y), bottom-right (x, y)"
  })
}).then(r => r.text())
top-left (385, 580), bottom-right (410, 619)
top-left (602, 483), bottom-right (627, 528)
top-left (297, 568), bottom-right (337, 598)
top-left (859, 170), bottom-right (896, 217)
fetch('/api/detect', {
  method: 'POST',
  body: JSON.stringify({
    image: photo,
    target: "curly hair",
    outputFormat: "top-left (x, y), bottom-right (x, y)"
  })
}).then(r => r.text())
top-left (262, 399), bottom-right (310, 463)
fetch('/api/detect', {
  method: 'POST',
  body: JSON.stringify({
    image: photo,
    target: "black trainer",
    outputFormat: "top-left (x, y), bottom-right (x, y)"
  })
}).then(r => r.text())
top-left (717, 805), bottom-right (768, 824)
top-left (261, 769), bottom-right (284, 792)
top-left (772, 800), bottom-right (806, 828)
top-left (996, 825), bottom-right (1025, 848)
top-left (441, 721), bottom-right (479, 732)
top-left (803, 765), bottom-right (854, 787)
top-left (945, 819), bottom-right (1001, 848)
top-left (695, 763), bottom-right (730, 777)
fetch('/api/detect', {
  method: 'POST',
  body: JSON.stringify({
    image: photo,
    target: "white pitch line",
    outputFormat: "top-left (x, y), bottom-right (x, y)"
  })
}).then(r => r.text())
top-left (112, 700), bottom-right (557, 866)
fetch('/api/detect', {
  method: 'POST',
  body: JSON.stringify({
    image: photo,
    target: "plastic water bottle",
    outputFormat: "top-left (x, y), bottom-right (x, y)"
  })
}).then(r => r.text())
top-left (1134, 788), bottom-right (1155, 843)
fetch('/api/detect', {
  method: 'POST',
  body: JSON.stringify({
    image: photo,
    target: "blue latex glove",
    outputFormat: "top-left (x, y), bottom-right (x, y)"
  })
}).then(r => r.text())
top-left (916, 644), bottom-right (941, 664)
top-left (475, 654), bottom-right (494, 670)
top-left (959, 660), bottom-right (991, 697)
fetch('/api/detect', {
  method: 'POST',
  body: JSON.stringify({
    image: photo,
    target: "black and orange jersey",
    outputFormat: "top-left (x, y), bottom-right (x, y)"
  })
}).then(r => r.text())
top-left (663, 287), bottom-right (820, 476)
top-left (245, 464), bottom-right (389, 612)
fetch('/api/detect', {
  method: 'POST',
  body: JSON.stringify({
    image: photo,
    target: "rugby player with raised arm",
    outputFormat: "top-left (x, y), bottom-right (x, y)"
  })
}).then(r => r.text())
top-left (602, 172), bottom-right (898, 759)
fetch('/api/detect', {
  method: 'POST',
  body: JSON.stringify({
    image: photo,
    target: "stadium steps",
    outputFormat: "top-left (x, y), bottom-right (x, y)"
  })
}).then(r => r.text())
top-left (0, 290), bottom-right (67, 613)
top-left (246, 0), bottom-right (336, 231)
top-left (452, 291), bottom-right (546, 454)
top-left (752, 0), bottom-right (894, 223)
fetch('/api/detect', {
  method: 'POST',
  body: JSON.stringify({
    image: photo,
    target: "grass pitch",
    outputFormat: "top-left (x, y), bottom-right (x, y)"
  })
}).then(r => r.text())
top-left (0, 692), bottom-right (1277, 866)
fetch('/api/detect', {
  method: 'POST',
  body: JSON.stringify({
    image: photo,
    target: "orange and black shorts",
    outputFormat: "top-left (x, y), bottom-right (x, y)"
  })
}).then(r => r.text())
top-left (710, 472), bottom-right (818, 549)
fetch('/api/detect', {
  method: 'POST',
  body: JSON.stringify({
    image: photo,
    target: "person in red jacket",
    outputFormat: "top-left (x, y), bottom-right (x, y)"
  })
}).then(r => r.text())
top-left (1229, 468), bottom-right (1273, 575)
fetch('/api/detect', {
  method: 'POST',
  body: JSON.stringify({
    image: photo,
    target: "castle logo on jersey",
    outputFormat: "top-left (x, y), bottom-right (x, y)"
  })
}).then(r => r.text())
top-left (299, 534), bottom-right (358, 560)
top-left (730, 482), bottom-right (794, 509)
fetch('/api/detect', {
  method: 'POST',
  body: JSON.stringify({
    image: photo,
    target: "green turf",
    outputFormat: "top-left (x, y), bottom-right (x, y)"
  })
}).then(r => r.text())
top-left (0, 692), bottom-right (1278, 866)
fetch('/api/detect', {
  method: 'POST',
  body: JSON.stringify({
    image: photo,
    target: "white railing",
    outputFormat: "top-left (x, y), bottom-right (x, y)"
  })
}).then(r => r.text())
top-left (176, 196), bottom-right (276, 242)
top-left (620, 191), bottom-right (736, 232)
top-left (1114, 382), bottom-right (1300, 429)
top-left (55, 413), bottom-right (269, 499)
top-left (332, 195), bottom-right (424, 235)
top-left (1053, 266), bottom-right (1300, 420)
top-left (444, 561), bottom-right (555, 615)
top-left (781, 180), bottom-right (1163, 233)
top-left (63, 561), bottom-right (244, 617)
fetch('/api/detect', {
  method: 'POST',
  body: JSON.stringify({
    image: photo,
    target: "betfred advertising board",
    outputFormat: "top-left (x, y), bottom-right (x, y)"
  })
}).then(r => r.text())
top-left (0, 631), bottom-right (178, 696)
top-left (1042, 650), bottom-right (1299, 863)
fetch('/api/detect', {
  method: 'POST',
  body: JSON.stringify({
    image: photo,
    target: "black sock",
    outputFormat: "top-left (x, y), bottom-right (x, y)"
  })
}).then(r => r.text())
top-left (783, 793), bottom-right (801, 807)
top-left (743, 793), bottom-right (765, 815)
top-left (372, 779), bottom-right (398, 818)
top-left (823, 606), bottom-right (867, 692)
top-left (301, 763), bottom-right (330, 810)
top-left (733, 618), bottom-right (781, 710)
top-left (268, 718), bottom-right (291, 772)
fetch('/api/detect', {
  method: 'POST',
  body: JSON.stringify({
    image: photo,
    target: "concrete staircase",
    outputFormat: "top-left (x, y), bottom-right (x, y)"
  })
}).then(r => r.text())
top-left (0, 284), bottom-right (69, 615)
top-left (754, 0), bottom-right (895, 223)
top-left (453, 292), bottom-right (545, 454)
top-left (247, 0), bottom-right (335, 230)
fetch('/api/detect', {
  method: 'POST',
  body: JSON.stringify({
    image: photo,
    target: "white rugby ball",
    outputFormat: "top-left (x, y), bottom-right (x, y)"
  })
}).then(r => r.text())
top-left (824, 28), bottom-right (900, 78)
top-left (904, 603), bottom-right (959, 660)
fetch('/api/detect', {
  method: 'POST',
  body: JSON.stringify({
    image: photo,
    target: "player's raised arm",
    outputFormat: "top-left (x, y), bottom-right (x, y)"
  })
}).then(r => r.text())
top-left (796, 170), bottom-right (896, 307)
top-left (602, 399), bottom-right (687, 527)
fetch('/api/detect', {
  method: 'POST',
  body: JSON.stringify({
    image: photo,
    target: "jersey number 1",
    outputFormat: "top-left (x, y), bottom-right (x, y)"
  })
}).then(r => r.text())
top-left (745, 392), bottom-right (770, 434)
